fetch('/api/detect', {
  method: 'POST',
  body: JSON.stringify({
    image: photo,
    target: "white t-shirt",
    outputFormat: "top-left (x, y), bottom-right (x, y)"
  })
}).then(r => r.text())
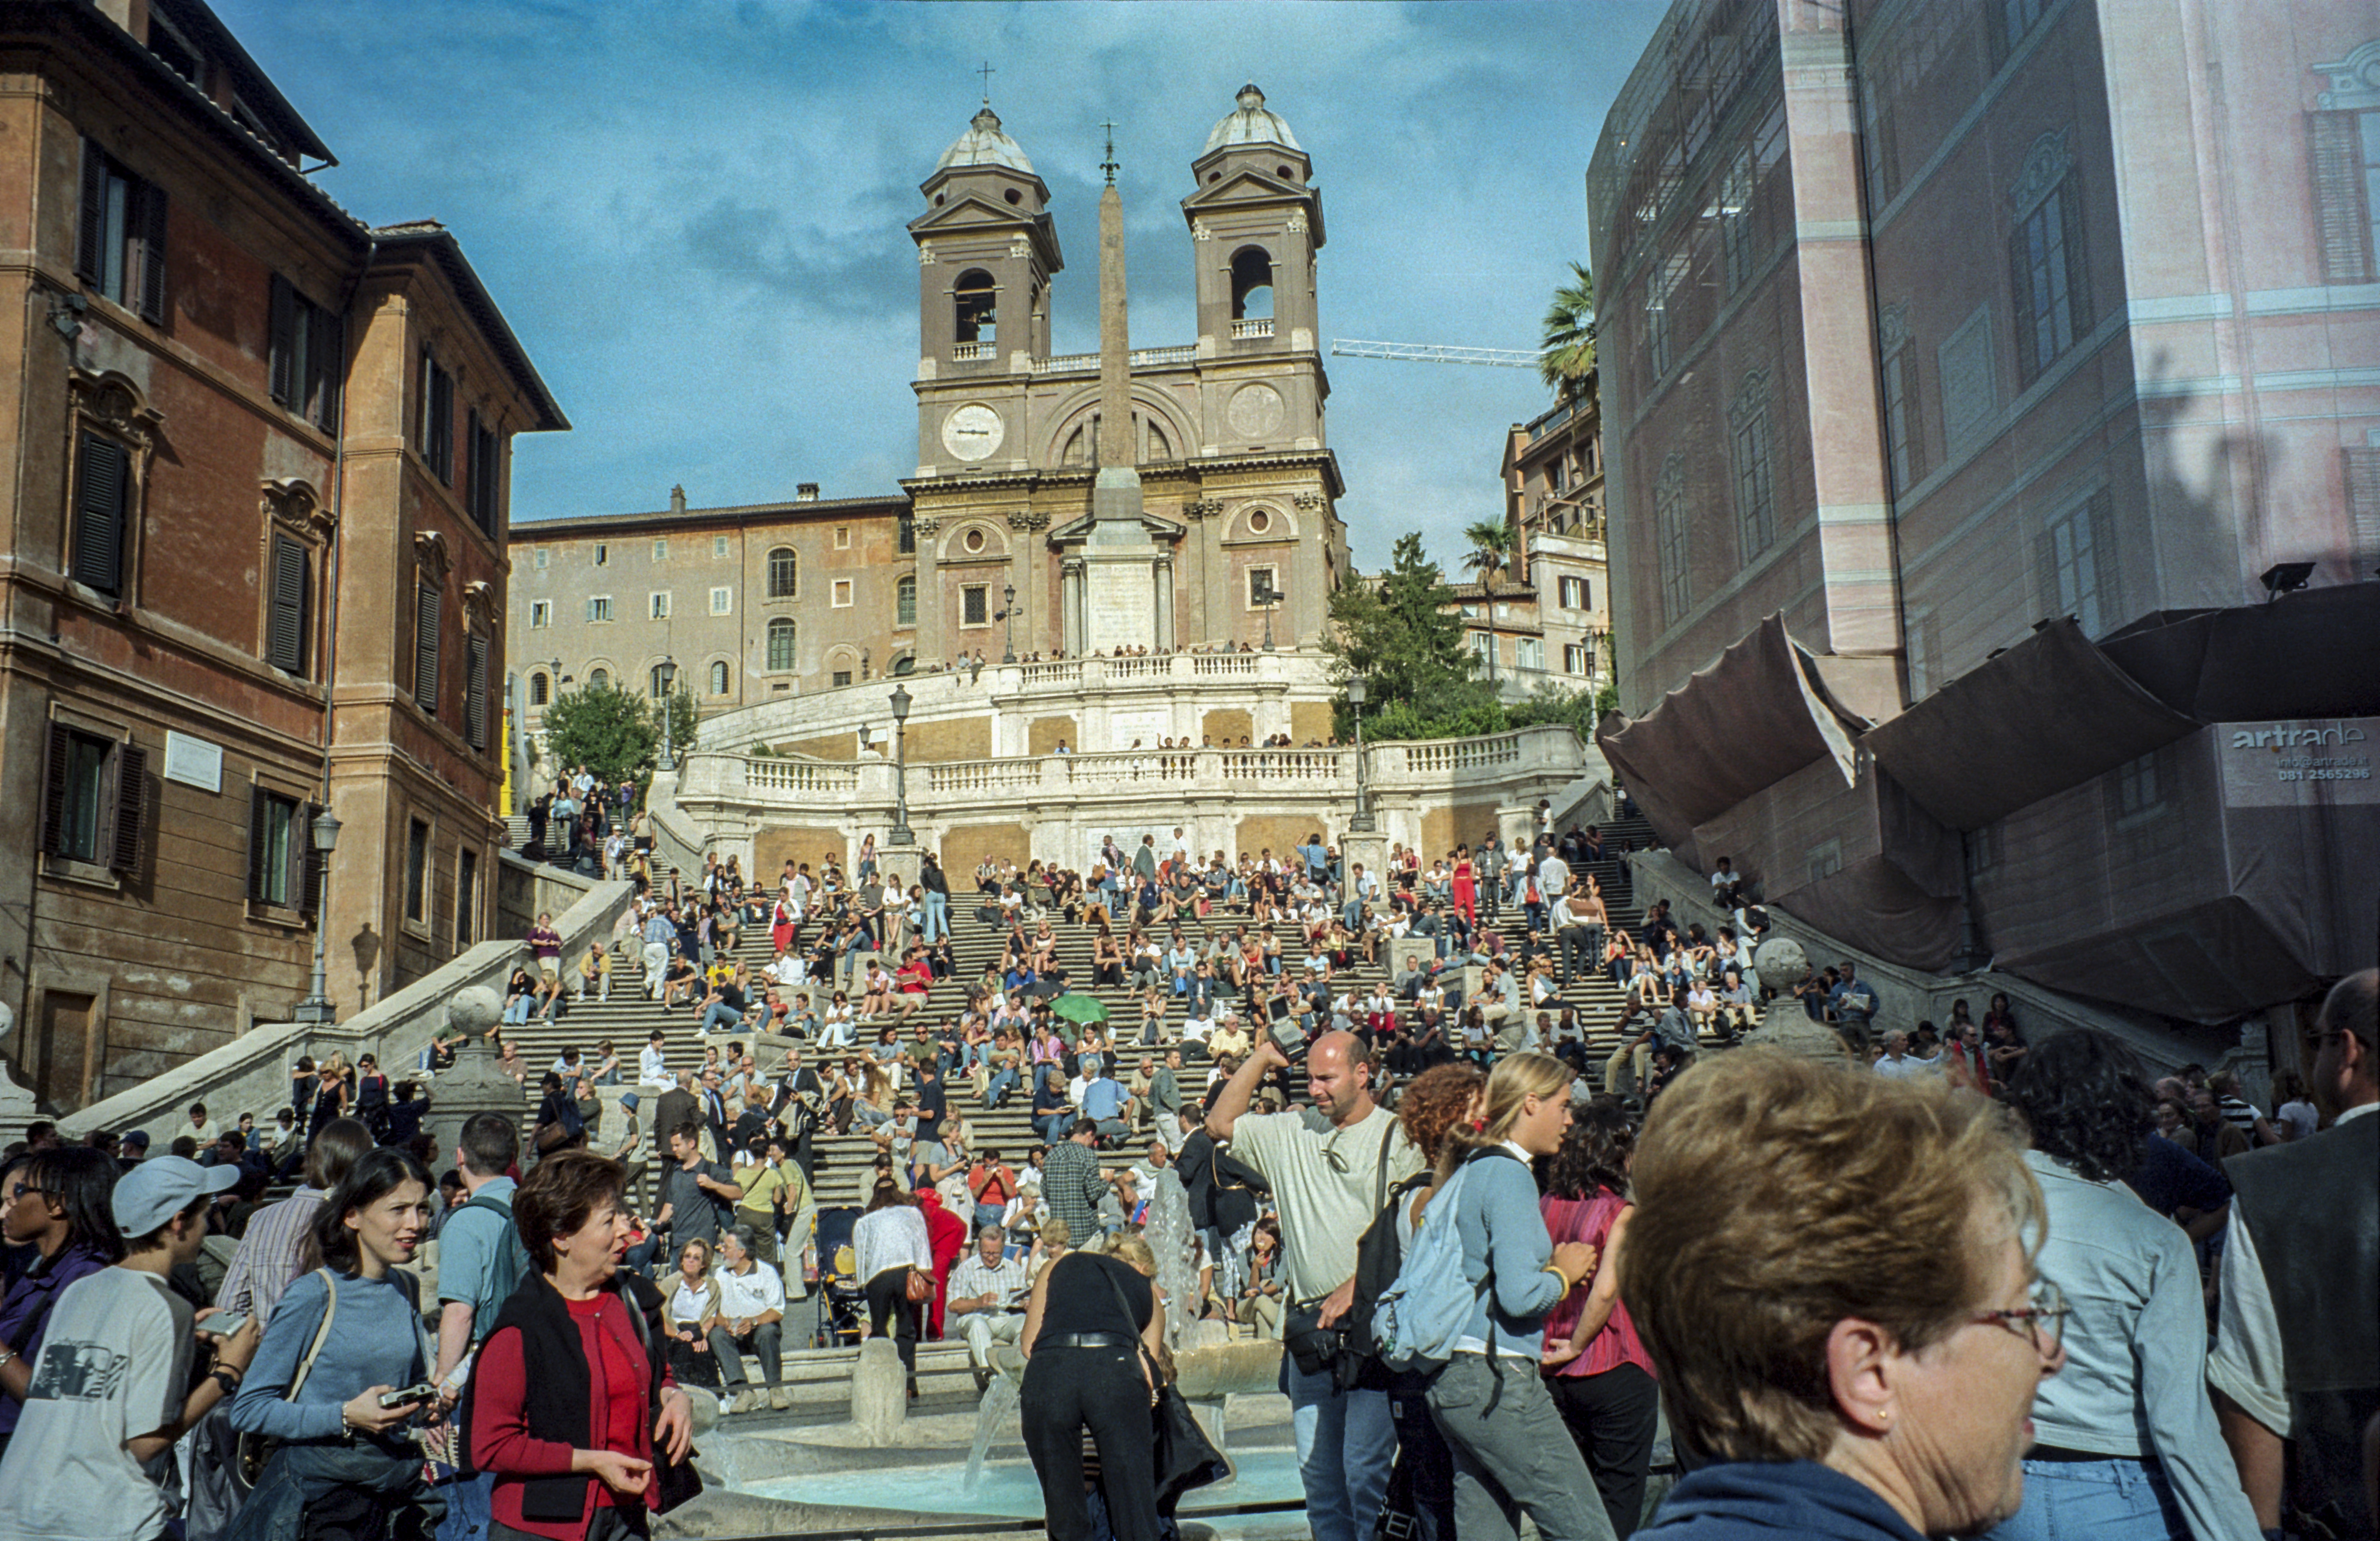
top-left (714, 1260), bottom-right (787, 1320)
top-left (0, 1267), bottom-right (193, 1541)
top-left (1225, 1103), bottom-right (1425, 1301)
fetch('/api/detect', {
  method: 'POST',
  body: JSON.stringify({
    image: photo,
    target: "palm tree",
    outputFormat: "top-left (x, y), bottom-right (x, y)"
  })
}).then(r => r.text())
top-left (1540, 261), bottom-right (1597, 402)
top-left (1462, 518), bottom-right (1514, 683)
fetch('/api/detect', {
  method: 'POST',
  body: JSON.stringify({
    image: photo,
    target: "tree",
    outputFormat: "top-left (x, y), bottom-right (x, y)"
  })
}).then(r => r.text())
top-left (539, 682), bottom-right (660, 787)
top-left (1462, 518), bottom-right (1514, 684)
top-left (1325, 533), bottom-right (1495, 738)
top-left (1540, 261), bottom-right (1597, 402)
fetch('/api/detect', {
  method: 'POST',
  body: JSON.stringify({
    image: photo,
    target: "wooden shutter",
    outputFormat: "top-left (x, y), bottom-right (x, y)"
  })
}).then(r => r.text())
top-left (267, 532), bottom-right (308, 674)
top-left (465, 633), bottom-right (489, 749)
top-left (77, 138), bottom-right (107, 283)
top-left (40, 723), bottom-right (72, 856)
top-left (312, 306), bottom-right (344, 432)
top-left (268, 274), bottom-right (296, 405)
top-left (415, 580), bottom-right (442, 714)
top-left (294, 801), bottom-right (323, 915)
top-left (106, 740), bottom-right (145, 875)
top-left (72, 432), bottom-right (128, 596)
top-left (246, 784), bottom-right (272, 903)
top-left (2310, 113), bottom-right (2373, 285)
top-left (130, 180), bottom-right (167, 325)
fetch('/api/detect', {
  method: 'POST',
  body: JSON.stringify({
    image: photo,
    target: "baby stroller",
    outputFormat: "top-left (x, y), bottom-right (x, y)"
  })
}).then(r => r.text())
top-left (811, 1205), bottom-right (867, 1347)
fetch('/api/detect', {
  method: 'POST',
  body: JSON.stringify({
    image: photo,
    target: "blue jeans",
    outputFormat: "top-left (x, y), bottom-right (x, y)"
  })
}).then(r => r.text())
top-left (921, 890), bottom-right (950, 943)
top-left (1986, 1455), bottom-right (2186, 1541)
top-left (700, 1003), bottom-right (744, 1035)
top-left (1284, 1352), bottom-right (1398, 1541)
top-left (502, 996), bottom-right (532, 1025)
top-left (433, 1468), bottom-right (494, 1541)
top-left (986, 1066), bottom-right (1018, 1106)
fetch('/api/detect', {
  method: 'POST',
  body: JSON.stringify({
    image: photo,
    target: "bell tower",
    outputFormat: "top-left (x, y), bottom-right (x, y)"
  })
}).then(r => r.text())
top-left (910, 105), bottom-right (1063, 390)
top-left (1184, 85), bottom-right (1323, 360)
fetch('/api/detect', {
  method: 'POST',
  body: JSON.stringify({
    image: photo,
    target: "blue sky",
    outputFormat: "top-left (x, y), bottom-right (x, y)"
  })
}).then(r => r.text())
top-left (215, 0), bottom-right (1667, 569)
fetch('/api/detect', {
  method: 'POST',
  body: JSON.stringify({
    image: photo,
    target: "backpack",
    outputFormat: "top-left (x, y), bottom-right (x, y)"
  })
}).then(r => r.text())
top-left (458, 1191), bottom-right (532, 1317)
top-left (1372, 1150), bottom-right (1511, 1372)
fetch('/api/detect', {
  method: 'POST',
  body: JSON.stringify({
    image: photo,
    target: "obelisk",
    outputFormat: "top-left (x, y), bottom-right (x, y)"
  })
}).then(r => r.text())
top-left (1080, 123), bottom-right (1164, 657)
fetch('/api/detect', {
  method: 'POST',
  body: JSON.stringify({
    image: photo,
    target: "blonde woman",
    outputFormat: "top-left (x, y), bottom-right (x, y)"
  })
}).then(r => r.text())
top-left (1419, 1052), bottom-right (1606, 1541)
top-left (665, 1237), bottom-right (724, 1388)
top-left (1020, 1230), bottom-right (1167, 1541)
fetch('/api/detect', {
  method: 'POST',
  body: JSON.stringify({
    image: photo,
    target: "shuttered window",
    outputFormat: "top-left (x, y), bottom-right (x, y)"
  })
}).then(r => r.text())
top-left (2037, 489), bottom-right (2120, 638)
top-left (465, 410), bottom-right (502, 537)
top-left (2310, 110), bottom-right (2378, 285)
top-left (267, 274), bottom-right (343, 431)
top-left (71, 432), bottom-right (131, 598)
top-left (41, 725), bottom-right (145, 873)
top-left (76, 138), bottom-right (168, 325)
top-left (266, 532), bottom-right (310, 675)
top-left (414, 578), bottom-right (443, 716)
top-left (417, 349), bottom-right (454, 483)
top-left (464, 633), bottom-right (490, 750)
top-left (246, 787), bottom-right (320, 911)
top-left (2010, 176), bottom-right (2092, 387)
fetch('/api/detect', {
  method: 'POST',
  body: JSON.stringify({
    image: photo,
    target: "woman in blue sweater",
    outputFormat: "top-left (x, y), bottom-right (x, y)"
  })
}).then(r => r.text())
top-left (228, 1147), bottom-right (442, 1541)
top-left (1422, 1051), bottom-right (1611, 1541)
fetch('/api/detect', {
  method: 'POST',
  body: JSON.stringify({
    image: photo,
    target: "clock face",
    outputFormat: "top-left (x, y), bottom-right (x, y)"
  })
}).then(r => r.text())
top-left (942, 403), bottom-right (1005, 462)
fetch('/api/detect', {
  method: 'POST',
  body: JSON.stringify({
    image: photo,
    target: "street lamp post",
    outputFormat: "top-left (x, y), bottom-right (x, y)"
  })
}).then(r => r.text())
top-left (291, 808), bottom-right (344, 1023)
top-left (1347, 677), bottom-right (1375, 832)
top-left (1001, 582), bottom-right (1018, 665)
top-left (888, 682), bottom-right (914, 846)
top-left (655, 658), bottom-right (678, 771)
top-left (1253, 576), bottom-right (1278, 650)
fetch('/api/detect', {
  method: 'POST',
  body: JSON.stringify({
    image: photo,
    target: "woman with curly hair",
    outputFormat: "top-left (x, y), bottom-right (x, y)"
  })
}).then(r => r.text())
top-left (1379, 1063), bottom-right (1486, 1541)
top-left (1540, 1099), bottom-right (1659, 1537)
top-left (1995, 1030), bottom-right (2256, 1541)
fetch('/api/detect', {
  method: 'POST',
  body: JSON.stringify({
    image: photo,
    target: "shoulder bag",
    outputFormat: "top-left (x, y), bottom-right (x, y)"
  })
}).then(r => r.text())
top-left (233, 1269), bottom-right (339, 1490)
top-left (1094, 1259), bottom-right (1227, 1517)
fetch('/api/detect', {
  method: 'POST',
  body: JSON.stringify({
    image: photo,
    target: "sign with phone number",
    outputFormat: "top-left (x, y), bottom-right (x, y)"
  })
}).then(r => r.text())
top-left (2219, 718), bottom-right (2380, 808)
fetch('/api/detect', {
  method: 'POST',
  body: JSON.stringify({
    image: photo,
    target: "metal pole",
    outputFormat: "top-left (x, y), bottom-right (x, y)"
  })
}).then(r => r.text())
top-left (891, 721), bottom-right (912, 845)
top-left (1350, 700), bottom-right (1374, 832)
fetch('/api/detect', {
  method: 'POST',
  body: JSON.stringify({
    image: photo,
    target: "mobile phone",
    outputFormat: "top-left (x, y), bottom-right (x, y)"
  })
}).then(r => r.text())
top-left (203, 1313), bottom-right (250, 1338)
top-left (379, 1383), bottom-right (438, 1409)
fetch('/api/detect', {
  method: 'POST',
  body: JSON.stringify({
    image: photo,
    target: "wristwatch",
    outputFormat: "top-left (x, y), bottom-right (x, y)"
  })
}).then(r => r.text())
top-left (211, 1367), bottom-right (242, 1396)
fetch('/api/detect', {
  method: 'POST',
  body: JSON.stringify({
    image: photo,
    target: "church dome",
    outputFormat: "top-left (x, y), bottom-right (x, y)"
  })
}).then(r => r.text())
top-left (935, 106), bottom-right (1035, 175)
top-left (1203, 84), bottom-right (1301, 154)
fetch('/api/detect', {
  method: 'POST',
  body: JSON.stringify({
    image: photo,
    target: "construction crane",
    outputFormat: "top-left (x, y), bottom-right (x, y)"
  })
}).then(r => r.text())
top-left (1331, 339), bottom-right (1543, 368)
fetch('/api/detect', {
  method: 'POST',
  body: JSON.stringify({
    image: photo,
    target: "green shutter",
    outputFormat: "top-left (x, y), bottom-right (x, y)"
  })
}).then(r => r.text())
top-left (267, 532), bottom-right (308, 674)
top-left (77, 139), bottom-right (107, 284)
top-left (131, 180), bottom-right (167, 325)
top-left (107, 741), bottom-right (145, 875)
top-left (72, 433), bottom-right (128, 596)
top-left (268, 274), bottom-right (296, 405)
top-left (415, 580), bottom-right (443, 714)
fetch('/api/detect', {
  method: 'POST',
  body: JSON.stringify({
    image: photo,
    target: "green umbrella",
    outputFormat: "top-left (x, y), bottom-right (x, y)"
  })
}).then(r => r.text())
top-left (1051, 993), bottom-right (1109, 1027)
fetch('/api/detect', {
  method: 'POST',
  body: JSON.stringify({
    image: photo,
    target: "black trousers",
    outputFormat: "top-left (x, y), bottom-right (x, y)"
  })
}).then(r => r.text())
top-left (864, 1268), bottom-right (920, 1383)
top-left (1547, 1362), bottom-right (1660, 1538)
top-left (1019, 1346), bottom-right (1159, 1541)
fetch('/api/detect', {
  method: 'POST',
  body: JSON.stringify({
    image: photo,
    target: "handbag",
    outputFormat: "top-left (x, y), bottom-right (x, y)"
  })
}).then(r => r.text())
top-left (904, 1266), bottom-right (935, 1303)
top-left (234, 1269), bottom-right (340, 1489)
top-left (1092, 1262), bottom-right (1226, 1515)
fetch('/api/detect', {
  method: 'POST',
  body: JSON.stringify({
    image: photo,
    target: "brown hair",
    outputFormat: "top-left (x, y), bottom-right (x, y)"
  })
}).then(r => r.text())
top-left (1396, 1063), bottom-right (1485, 1166)
top-left (1621, 1050), bottom-right (2039, 1464)
top-left (512, 1149), bottom-right (626, 1273)
top-left (1434, 1051), bottom-right (1570, 1185)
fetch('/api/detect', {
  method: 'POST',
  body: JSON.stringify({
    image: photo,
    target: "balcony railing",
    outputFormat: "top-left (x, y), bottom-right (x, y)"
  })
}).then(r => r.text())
top-left (951, 342), bottom-right (995, 361)
top-left (1230, 318), bottom-right (1275, 340)
top-left (1028, 344), bottom-right (1197, 375)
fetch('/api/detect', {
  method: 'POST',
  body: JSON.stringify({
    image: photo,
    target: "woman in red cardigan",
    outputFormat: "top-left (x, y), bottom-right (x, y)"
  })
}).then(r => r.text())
top-left (467, 1151), bottom-right (694, 1541)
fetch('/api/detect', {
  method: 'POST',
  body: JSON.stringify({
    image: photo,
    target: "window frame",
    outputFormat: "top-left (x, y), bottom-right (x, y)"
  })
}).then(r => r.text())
top-left (1729, 375), bottom-right (1776, 560)
top-left (896, 574), bottom-right (918, 628)
top-left (588, 595), bottom-right (614, 623)
top-left (403, 816), bottom-right (431, 929)
top-left (709, 586), bottom-right (732, 616)
top-left (765, 617), bottom-right (797, 673)
top-left (708, 660), bottom-right (732, 697)
top-left (416, 347), bottom-right (454, 484)
top-left (766, 546), bottom-right (799, 599)
top-left (69, 427), bottom-right (135, 602)
top-left (245, 783), bottom-right (320, 916)
top-left (1245, 564), bottom-right (1281, 612)
top-left (456, 846), bottom-right (479, 949)
top-left (464, 410), bottom-right (502, 537)
top-left (75, 138), bottom-right (168, 325)
top-left (960, 584), bottom-right (989, 627)
top-left (2009, 170), bottom-right (2091, 387)
top-left (832, 578), bottom-right (855, 609)
top-left (651, 537), bottom-right (668, 562)
top-left (529, 670), bottom-right (551, 707)
top-left (1655, 455), bottom-right (1690, 626)
top-left (267, 274), bottom-right (343, 433)
top-left (263, 527), bottom-right (313, 677)
top-left (40, 719), bottom-right (146, 879)
top-left (413, 573), bottom-right (443, 718)
top-left (649, 591), bottom-right (671, 620)
top-left (529, 599), bottom-right (551, 629)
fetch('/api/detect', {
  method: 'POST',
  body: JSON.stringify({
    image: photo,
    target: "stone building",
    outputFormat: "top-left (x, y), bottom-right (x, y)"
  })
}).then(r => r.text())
top-left (510, 85), bottom-right (1348, 725)
top-left (1503, 381), bottom-right (1610, 697)
top-left (1588, 0), bottom-right (2378, 1027)
top-left (0, 0), bottom-right (560, 1111)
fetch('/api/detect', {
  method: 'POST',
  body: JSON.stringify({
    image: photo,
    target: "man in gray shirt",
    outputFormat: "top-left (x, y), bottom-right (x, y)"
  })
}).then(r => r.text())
top-left (1149, 1047), bottom-right (1185, 1151)
top-left (654, 1121), bottom-right (742, 1254)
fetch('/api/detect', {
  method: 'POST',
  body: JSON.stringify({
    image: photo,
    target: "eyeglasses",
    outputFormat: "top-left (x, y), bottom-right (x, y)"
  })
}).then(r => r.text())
top-left (1973, 1280), bottom-right (2069, 1356)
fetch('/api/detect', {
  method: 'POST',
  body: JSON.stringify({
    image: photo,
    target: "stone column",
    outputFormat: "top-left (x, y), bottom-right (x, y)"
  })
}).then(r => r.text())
top-left (1154, 556), bottom-right (1175, 651)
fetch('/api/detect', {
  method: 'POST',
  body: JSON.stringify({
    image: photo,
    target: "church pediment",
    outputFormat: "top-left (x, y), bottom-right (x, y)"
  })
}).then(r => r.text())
top-left (1050, 507), bottom-right (1185, 544)
top-left (1180, 169), bottom-right (1315, 212)
top-left (907, 199), bottom-right (1062, 249)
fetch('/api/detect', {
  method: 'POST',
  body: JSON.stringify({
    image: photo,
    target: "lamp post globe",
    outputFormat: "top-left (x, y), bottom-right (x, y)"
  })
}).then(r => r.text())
top-left (888, 683), bottom-right (915, 846)
top-left (1346, 677), bottom-right (1375, 832)
top-left (1002, 582), bottom-right (1019, 665)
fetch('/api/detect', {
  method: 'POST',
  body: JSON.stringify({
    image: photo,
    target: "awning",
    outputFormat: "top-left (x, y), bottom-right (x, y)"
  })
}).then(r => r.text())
top-left (2097, 582), bottom-right (2380, 722)
top-left (1597, 615), bottom-right (1865, 840)
top-left (1864, 619), bottom-right (2199, 831)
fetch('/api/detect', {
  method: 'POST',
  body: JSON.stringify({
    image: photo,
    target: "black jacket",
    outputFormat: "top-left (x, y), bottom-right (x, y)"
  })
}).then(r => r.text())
top-left (464, 1270), bottom-right (668, 1525)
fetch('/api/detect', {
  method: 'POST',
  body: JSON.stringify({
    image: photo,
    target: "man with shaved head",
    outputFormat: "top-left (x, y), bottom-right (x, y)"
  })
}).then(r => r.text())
top-left (1208, 1028), bottom-right (1422, 1541)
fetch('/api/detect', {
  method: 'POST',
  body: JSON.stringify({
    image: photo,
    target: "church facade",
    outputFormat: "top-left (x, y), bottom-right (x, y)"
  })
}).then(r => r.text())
top-left (509, 85), bottom-right (1348, 727)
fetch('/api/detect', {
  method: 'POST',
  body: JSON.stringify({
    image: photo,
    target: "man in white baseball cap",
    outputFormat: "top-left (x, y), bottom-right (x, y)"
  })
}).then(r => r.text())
top-left (0, 1156), bottom-right (258, 1541)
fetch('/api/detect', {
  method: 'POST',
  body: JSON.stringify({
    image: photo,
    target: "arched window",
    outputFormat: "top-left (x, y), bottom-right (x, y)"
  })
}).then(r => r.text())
top-left (528, 671), bottom-right (550, 706)
top-left (588, 667), bottom-right (609, 690)
top-left (891, 652), bottom-right (915, 677)
top-left (954, 269), bottom-right (996, 346)
top-left (709, 660), bottom-right (731, 696)
top-left (649, 664), bottom-right (672, 699)
top-left (767, 546), bottom-right (798, 599)
top-left (1230, 247), bottom-right (1274, 320)
top-left (766, 617), bottom-right (797, 672)
top-left (896, 575), bottom-right (918, 627)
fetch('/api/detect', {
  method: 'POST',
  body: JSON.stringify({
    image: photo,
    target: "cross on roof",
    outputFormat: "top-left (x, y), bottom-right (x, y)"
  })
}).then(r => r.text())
top-left (1101, 120), bottom-right (1118, 186)
top-left (977, 61), bottom-right (995, 105)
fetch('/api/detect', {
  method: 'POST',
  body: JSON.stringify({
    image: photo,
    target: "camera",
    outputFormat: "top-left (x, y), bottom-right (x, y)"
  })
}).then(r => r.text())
top-left (378, 1383), bottom-right (438, 1410)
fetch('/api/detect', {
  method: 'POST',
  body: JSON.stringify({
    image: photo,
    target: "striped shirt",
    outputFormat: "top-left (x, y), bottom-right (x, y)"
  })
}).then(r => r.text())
top-left (215, 1187), bottom-right (327, 1321)
top-left (948, 1253), bottom-right (1031, 1312)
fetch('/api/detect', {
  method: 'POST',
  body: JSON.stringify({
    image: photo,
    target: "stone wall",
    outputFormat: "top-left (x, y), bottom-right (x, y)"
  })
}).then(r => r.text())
top-left (755, 826), bottom-right (852, 881)
top-left (1028, 716), bottom-right (1077, 755)
top-left (783, 732), bottom-right (859, 762)
top-left (939, 821), bottom-right (1032, 879)
top-left (904, 714), bottom-right (992, 764)
top-left (1290, 700), bottom-right (1335, 744)
top-left (1234, 813), bottom-right (1318, 862)
top-left (1419, 801), bottom-right (1507, 859)
top-left (1202, 707), bottom-right (1252, 744)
